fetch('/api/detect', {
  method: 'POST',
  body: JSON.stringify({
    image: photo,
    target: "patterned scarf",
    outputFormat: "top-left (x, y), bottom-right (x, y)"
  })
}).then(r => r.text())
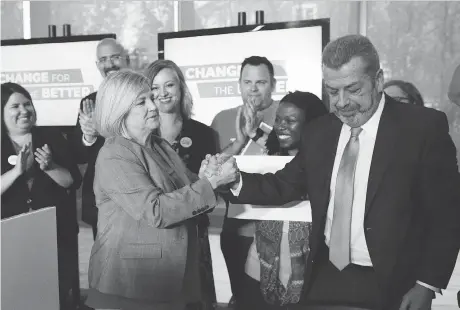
top-left (255, 220), bottom-right (312, 306)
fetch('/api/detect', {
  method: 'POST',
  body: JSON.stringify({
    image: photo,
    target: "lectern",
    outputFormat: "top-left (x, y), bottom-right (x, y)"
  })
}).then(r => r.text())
top-left (1, 207), bottom-right (60, 310)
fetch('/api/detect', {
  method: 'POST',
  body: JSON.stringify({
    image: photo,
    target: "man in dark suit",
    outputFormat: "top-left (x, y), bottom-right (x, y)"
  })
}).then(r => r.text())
top-left (217, 35), bottom-right (460, 309)
top-left (71, 38), bottom-right (129, 239)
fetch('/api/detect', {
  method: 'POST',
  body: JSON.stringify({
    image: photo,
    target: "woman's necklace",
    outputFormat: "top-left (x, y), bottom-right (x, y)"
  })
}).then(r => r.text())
top-left (160, 118), bottom-right (183, 145)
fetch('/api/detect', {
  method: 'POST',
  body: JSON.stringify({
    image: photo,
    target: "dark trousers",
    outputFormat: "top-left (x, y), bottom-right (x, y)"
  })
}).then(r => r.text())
top-left (305, 243), bottom-right (382, 310)
top-left (220, 231), bottom-right (253, 302)
top-left (81, 202), bottom-right (98, 240)
top-left (57, 243), bottom-right (78, 310)
top-left (239, 273), bottom-right (296, 310)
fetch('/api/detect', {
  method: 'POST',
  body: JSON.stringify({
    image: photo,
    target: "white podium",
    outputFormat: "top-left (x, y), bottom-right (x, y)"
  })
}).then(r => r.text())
top-left (1, 207), bottom-right (60, 310)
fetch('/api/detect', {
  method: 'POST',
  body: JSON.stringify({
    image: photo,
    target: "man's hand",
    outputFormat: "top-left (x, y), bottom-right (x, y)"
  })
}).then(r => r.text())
top-left (217, 153), bottom-right (241, 191)
top-left (243, 97), bottom-right (262, 138)
top-left (199, 154), bottom-right (239, 189)
top-left (80, 114), bottom-right (98, 143)
top-left (82, 98), bottom-right (95, 116)
top-left (235, 106), bottom-right (249, 144)
top-left (79, 98), bottom-right (98, 143)
top-left (399, 283), bottom-right (434, 310)
top-left (208, 156), bottom-right (239, 189)
top-left (199, 154), bottom-right (220, 179)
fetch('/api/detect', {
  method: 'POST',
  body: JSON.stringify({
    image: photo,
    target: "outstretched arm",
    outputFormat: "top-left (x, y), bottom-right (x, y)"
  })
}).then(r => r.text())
top-left (96, 143), bottom-right (239, 229)
top-left (229, 131), bottom-right (308, 206)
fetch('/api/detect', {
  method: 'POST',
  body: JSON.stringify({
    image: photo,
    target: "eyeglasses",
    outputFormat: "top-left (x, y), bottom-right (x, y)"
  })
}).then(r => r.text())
top-left (96, 55), bottom-right (124, 66)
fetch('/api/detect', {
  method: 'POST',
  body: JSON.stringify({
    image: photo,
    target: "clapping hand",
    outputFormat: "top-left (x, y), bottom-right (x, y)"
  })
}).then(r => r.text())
top-left (235, 106), bottom-right (248, 144)
top-left (34, 144), bottom-right (53, 171)
top-left (243, 96), bottom-right (263, 138)
top-left (199, 153), bottom-right (240, 189)
top-left (79, 98), bottom-right (98, 143)
top-left (14, 143), bottom-right (32, 175)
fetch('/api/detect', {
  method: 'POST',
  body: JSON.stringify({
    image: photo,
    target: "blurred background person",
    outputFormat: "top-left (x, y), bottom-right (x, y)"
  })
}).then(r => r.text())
top-left (85, 70), bottom-right (237, 310)
top-left (384, 79), bottom-right (425, 106)
top-left (448, 64), bottom-right (460, 107)
top-left (235, 91), bottom-right (328, 310)
top-left (70, 38), bottom-right (130, 240)
top-left (144, 59), bottom-right (218, 310)
top-left (1, 82), bottom-right (82, 310)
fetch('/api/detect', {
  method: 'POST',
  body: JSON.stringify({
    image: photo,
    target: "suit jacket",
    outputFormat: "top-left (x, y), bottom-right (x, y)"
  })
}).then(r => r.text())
top-left (235, 96), bottom-right (460, 307)
top-left (88, 135), bottom-right (217, 301)
top-left (69, 91), bottom-right (104, 228)
top-left (1, 127), bottom-right (82, 246)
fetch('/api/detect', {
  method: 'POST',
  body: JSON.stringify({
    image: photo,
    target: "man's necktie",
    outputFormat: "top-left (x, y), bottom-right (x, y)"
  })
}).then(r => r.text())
top-left (329, 127), bottom-right (363, 271)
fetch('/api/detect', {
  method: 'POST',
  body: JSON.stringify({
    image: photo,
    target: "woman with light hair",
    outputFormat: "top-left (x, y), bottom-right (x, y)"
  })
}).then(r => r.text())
top-left (85, 69), bottom-right (238, 310)
top-left (144, 60), bottom-right (219, 310)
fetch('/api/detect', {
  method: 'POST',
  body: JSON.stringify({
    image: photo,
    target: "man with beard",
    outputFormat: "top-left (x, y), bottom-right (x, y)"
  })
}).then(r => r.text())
top-left (222, 35), bottom-right (460, 309)
top-left (71, 38), bottom-right (130, 239)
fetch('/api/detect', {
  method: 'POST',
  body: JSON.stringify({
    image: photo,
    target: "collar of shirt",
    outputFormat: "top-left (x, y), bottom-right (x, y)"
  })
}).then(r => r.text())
top-left (258, 99), bottom-right (279, 116)
top-left (342, 94), bottom-right (386, 140)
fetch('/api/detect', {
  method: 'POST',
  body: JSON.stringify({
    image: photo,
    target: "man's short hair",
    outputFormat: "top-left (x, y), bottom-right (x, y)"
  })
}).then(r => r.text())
top-left (97, 38), bottom-right (127, 55)
top-left (240, 56), bottom-right (275, 80)
top-left (96, 38), bottom-right (130, 65)
top-left (94, 69), bottom-right (150, 139)
top-left (322, 35), bottom-right (380, 77)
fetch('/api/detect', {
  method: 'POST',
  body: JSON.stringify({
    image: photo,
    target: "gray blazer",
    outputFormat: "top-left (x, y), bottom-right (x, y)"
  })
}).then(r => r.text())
top-left (88, 135), bottom-right (217, 302)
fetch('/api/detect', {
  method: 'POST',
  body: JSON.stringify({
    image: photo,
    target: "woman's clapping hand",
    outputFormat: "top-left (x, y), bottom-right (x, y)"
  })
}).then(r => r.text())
top-left (14, 143), bottom-right (32, 175)
top-left (34, 144), bottom-right (53, 171)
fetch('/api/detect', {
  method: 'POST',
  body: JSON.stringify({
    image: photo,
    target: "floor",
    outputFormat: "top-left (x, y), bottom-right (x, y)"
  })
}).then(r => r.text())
top-left (76, 211), bottom-right (460, 310)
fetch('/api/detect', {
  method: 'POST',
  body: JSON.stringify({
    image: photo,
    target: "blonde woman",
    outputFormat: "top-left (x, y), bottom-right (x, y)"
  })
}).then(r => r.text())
top-left (144, 60), bottom-right (219, 310)
top-left (85, 70), bottom-right (238, 310)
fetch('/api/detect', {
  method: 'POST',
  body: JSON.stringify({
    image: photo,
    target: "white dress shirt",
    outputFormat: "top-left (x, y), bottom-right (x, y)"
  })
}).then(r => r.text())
top-left (82, 135), bottom-right (97, 146)
top-left (324, 95), bottom-right (385, 266)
